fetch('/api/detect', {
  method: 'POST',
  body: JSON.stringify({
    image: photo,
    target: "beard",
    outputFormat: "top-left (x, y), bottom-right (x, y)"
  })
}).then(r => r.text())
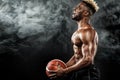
top-left (72, 13), bottom-right (82, 21)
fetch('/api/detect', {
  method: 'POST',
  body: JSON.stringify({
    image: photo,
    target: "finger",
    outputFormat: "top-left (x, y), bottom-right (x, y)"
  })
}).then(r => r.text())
top-left (48, 71), bottom-right (57, 74)
top-left (46, 67), bottom-right (57, 73)
top-left (50, 76), bottom-right (57, 79)
top-left (48, 73), bottom-right (56, 77)
top-left (47, 69), bottom-right (57, 73)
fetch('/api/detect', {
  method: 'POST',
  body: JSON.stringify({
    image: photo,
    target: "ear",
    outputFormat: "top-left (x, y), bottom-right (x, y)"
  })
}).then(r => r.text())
top-left (83, 10), bottom-right (89, 16)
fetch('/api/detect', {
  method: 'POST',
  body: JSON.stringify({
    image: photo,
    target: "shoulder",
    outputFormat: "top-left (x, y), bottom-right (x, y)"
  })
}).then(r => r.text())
top-left (80, 27), bottom-right (95, 33)
top-left (78, 28), bottom-right (97, 43)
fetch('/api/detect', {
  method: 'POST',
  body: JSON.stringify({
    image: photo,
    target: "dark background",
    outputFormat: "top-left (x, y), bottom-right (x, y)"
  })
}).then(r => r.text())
top-left (0, 0), bottom-right (120, 80)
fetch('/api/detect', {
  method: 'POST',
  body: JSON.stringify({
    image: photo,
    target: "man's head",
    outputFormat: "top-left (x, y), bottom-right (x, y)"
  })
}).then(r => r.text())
top-left (72, 0), bottom-right (99, 21)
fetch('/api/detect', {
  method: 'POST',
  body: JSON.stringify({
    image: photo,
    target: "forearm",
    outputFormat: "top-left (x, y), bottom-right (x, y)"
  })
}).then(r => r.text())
top-left (64, 57), bottom-right (92, 74)
top-left (65, 42), bottom-right (94, 74)
top-left (66, 60), bottom-right (75, 67)
top-left (66, 55), bottom-right (75, 67)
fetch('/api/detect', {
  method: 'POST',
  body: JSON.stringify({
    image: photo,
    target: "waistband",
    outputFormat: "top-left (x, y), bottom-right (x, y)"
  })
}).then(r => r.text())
top-left (79, 64), bottom-right (96, 70)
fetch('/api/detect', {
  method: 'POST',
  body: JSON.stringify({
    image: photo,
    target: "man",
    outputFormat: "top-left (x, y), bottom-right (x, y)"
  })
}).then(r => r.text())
top-left (49, 0), bottom-right (100, 80)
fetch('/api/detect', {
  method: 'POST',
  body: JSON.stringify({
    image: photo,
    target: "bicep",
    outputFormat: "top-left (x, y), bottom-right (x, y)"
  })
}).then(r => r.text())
top-left (81, 30), bottom-right (95, 58)
top-left (81, 42), bottom-right (93, 57)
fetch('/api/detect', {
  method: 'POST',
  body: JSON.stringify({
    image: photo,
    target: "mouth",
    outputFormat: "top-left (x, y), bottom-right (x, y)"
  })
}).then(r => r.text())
top-left (72, 13), bottom-right (76, 17)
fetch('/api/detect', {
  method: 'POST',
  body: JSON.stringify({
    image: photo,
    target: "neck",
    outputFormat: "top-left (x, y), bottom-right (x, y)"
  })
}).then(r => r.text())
top-left (77, 17), bottom-right (91, 29)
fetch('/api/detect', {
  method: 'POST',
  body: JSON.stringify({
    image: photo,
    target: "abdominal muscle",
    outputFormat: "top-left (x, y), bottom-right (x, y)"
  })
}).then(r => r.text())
top-left (73, 45), bottom-right (82, 63)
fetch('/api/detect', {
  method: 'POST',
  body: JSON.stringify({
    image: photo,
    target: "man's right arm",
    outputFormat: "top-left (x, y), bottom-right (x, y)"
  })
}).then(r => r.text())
top-left (66, 55), bottom-right (75, 67)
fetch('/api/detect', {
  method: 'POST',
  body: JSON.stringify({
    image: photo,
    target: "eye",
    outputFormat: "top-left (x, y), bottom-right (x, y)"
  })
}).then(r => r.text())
top-left (78, 6), bottom-right (81, 9)
top-left (73, 8), bottom-right (76, 10)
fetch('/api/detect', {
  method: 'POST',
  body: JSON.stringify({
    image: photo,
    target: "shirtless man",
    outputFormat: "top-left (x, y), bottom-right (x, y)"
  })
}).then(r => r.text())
top-left (49, 0), bottom-right (100, 80)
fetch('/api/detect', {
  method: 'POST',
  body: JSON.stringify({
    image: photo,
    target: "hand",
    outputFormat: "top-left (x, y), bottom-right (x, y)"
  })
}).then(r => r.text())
top-left (48, 67), bottom-right (66, 79)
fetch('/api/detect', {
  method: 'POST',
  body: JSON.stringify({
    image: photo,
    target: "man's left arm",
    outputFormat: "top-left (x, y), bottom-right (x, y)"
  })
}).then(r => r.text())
top-left (49, 30), bottom-right (96, 77)
top-left (64, 30), bottom-right (95, 74)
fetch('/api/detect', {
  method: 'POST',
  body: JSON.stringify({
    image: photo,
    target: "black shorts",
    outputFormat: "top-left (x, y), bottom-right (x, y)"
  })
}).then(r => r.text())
top-left (51, 64), bottom-right (100, 80)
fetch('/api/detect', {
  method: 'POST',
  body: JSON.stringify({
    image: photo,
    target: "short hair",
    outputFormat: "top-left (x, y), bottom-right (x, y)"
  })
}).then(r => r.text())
top-left (82, 0), bottom-right (99, 14)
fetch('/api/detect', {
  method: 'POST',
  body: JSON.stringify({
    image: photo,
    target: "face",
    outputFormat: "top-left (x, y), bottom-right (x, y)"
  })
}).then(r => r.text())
top-left (72, 2), bottom-right (88, 21)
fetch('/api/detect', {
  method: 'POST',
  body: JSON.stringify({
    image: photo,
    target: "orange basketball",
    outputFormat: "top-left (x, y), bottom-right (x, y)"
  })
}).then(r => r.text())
top-left (46, 59), bottom-right (67, 77)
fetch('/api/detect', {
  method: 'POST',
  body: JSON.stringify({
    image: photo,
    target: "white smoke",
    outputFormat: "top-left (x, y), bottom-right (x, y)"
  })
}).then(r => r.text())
top-left (0, 0), bottom-right (119, 49)
top-left (0, 0), bottom-right (71, 40)
top-left (91, 0), bottom-right (120, 50)
top-left (98, 30), bottom-right (120, 49)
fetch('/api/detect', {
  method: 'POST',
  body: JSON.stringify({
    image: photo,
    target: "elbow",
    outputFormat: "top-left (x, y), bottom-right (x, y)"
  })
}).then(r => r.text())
top-left (84, 56), bottom-right (92, 65)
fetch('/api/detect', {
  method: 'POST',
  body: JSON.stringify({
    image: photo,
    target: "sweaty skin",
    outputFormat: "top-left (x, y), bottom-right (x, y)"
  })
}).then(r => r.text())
top-left (65, 26), bottom-right (98, 73)
top-left (49, 2), bottom-right (99, 78)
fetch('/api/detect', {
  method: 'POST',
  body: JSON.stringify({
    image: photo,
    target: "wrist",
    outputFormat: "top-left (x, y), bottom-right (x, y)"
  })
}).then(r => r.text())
top-left (63, 67), bottom-right (71, 74)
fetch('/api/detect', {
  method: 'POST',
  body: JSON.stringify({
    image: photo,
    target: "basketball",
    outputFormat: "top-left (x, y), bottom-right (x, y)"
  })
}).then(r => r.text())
top-left (46, 59), bottom-right (67, 77)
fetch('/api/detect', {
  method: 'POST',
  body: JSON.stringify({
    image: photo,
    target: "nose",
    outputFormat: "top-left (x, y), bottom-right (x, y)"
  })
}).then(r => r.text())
top-left (73, 8), bottom-right (76, 11)
top-left (73, 8), bottom-right (76, 13)
top-left (73, 10), bottom-right (75, 13)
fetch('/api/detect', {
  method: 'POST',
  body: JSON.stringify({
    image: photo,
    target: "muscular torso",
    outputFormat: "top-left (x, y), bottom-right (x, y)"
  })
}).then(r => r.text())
top-left (71, 27), bottom-right (98, 64)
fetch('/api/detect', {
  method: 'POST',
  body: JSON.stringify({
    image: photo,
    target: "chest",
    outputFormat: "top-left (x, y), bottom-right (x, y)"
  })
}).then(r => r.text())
top-left (71, 32), bottom-right (83, 46)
